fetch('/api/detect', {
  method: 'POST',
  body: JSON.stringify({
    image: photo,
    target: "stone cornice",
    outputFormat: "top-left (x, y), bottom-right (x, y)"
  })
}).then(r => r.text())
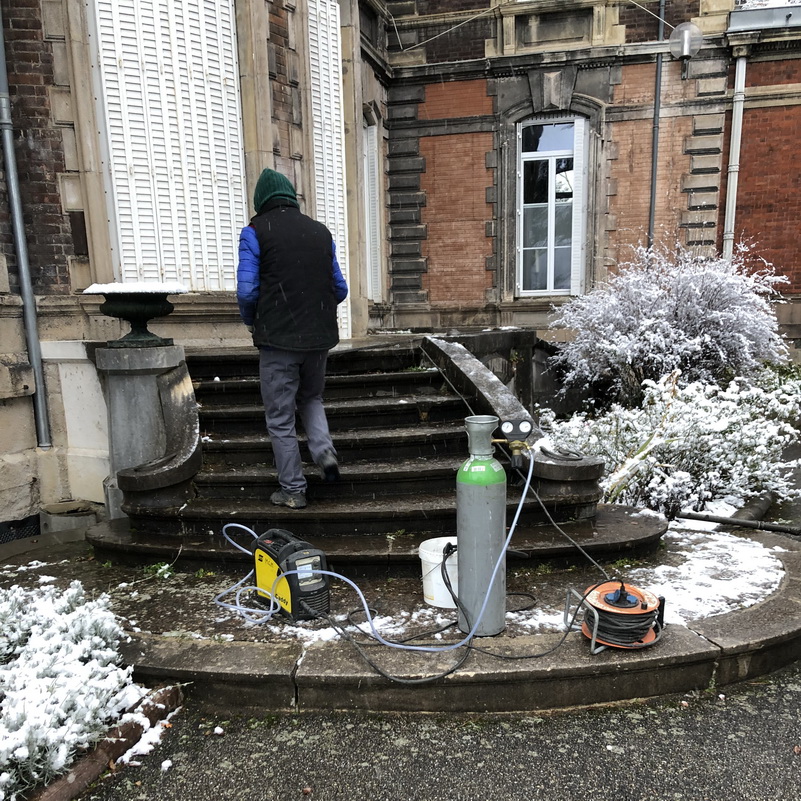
top-left (388, 39), bottom-right (730, 83)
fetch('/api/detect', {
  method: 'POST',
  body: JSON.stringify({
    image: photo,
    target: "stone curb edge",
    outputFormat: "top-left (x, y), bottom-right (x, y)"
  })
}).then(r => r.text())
top-left (119, 525), bottom-right (801, 714)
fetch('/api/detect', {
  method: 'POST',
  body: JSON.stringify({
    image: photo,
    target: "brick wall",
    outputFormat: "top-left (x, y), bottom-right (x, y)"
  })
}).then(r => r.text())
top-left (420, 133), bottom-right (493, 304)
top-left (417, 0), bottom-right (490, 15)
top-left (606, 115), bottom-right (694, 266)
top-left (419, 79), bottom-right (493, 119)
top-left (613, 61), bottom-right (695, 107)
top-left (732, 105), bottom-right (801, 288)
top-left (619, 0), bottom-right (700, 43)
top-left (406, 18), bottom-right (492, 62)
top-left (0, 0), bottom-right (72, 294)
top-left (268, 4), bottom-right (304, 182)
top-left (746, 60), bottom-right (801, 87)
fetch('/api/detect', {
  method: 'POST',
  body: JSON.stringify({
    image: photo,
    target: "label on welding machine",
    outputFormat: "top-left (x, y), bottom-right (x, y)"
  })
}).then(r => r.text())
top-left (254, 549), bottom-right (293, 613)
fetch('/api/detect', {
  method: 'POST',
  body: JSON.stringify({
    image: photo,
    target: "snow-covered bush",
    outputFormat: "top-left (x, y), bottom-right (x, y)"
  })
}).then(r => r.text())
top-left (538, 371), bottom-right (801, 518)
top-left (550, 243), bottom-right (788, 407)
top-left (0, 581), bottom-right (139, 801)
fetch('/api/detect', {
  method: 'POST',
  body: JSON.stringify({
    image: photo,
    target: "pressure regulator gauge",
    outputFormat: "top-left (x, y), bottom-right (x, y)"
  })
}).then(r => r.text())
top-left (500, 419), bottom-right (534, 440)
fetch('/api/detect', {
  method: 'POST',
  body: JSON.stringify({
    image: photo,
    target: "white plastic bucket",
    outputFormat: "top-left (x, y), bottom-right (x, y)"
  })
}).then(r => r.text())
top-left (419, 536), bottom-right (458, 608)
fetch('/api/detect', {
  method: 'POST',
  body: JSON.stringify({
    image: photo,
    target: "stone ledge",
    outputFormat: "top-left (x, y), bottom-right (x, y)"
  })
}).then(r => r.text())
top-left (294, 626), bottom-right (719, 713)
top-left (120, 633), bottom-right (301, 711)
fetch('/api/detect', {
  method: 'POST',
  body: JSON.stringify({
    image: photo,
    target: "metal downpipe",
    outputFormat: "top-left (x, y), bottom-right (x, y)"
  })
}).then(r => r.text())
top-left (647, 0), bottom-right (667, 249)
top-left (722, 55), bottom-right (747, 260)
top-left (0, 6), bottom-right (51, 448)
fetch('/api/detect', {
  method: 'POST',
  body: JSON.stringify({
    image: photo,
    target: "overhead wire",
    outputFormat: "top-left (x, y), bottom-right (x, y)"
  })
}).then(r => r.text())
top-left (387, 4), bottom-right (498, 53)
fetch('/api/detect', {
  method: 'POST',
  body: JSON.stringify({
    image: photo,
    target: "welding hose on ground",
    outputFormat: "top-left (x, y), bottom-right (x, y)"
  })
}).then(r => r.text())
top-left (214, 450), bottom-right (536, 653)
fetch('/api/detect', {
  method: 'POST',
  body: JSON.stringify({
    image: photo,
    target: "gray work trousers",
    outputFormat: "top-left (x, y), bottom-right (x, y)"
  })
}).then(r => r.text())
top-left (258, 347), bottom-right (336, 494)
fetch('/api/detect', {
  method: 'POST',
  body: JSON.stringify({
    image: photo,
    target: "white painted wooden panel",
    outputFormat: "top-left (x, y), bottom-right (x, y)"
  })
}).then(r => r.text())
top-left (90, 0), bottom-right (247, 290)
top-left (308, 0), bottom-right (352, 339)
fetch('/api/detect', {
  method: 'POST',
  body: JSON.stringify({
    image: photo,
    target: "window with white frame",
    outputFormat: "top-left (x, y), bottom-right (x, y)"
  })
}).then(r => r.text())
top-left (517, 117), bottom-right (586, 296)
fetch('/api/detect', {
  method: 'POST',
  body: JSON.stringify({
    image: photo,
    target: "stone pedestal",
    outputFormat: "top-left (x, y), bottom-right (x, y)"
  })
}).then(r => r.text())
top-left (96, 345), bottom-right (185, 519)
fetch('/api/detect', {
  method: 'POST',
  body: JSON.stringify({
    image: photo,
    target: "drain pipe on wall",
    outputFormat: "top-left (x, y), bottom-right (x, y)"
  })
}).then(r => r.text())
top-left (0, 7), bottom-right (51, 448)
top-left (722, 54), bottom-right (747, 260)
top-left (647, 0), bottom-right (667, 249)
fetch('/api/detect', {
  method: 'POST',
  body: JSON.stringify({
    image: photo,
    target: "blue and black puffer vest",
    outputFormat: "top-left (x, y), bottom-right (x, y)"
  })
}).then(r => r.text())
top-left (250, 201), bottom-right (339, 351)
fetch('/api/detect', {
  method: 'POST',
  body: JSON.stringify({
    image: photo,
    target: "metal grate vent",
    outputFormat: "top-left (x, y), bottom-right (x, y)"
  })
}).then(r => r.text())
top-left (0, 514), bottom-right (41, 545)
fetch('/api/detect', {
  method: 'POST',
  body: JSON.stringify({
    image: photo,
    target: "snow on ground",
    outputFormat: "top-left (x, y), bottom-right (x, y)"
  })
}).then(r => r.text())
top-left (629, 527), bottom-right (783, 625)
top-left (505, 506), bottom-right (784, 631)
top-left (0, 510), bottom-right (791, 795)
top-left (234, 606), bottom-right (458, 645)
top-left (505, 520), bottom-right (785, 633)
top-left (116, 709), bottom-right (182, 767)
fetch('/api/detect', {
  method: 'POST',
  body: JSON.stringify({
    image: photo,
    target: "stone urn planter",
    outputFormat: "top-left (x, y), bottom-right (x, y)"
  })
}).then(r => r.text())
top-left (83, 282), bottom-right (188, 347)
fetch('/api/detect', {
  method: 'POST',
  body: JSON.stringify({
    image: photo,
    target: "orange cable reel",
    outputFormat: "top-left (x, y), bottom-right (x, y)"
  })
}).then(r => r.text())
top-left (581, 580), bottom-right (664, 650)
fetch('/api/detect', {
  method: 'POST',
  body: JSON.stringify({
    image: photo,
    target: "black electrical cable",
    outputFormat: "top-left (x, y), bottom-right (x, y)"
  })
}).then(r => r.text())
top-left (305, 602), bottom-right (473, 685)
top-left (440, 542), bottom-right (476, 632)
top-left (506, 592), bottom-right (537, 613)
top-left (465, 581), bottom-right (608, 661)
top-left (509, 456), bottom-right (612, 582)
top-left (591, 607), bottom-right (662, 648)
top-left (346, 607), bottom-right (457, 644)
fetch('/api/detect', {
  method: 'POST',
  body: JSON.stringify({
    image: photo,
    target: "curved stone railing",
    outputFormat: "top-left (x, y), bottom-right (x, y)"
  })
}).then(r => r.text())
top-left (421, 333), bottom-right (605, 519)
top-left (421, 335), bottom-right (538, 429)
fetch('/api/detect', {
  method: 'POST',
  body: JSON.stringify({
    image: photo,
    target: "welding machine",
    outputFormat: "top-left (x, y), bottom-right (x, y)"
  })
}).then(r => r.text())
top-left (251, 528), bottom-right (330, 621)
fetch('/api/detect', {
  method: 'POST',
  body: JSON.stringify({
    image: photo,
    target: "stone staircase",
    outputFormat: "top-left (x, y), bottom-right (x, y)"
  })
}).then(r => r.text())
top-left (185, 341), bottom-right (469, 540)
top-left (88, 337), bottom-right (664, 568)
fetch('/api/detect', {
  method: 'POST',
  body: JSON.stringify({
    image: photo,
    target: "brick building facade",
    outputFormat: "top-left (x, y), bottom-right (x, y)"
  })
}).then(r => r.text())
top-left (379, 1), bottom-right (801, 336)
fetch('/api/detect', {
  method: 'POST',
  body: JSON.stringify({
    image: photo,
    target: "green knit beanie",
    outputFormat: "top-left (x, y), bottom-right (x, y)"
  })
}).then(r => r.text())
top-left (253, 168), bottom-right (299, 213)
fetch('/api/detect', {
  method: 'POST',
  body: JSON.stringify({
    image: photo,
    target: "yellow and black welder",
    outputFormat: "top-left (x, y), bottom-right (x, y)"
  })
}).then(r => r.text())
top-left (251, 528), bottom-right (330, 621)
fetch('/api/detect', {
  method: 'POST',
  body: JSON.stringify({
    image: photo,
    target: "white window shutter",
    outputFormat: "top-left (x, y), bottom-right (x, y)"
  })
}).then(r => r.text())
top-left (308, 0), bottom-right (352, 339)
top-left (90, 0), bottom-right (247, 291)
top-left (363, 121), bottom-right (382, 302)
top-left (570, 116), bottom-right (587, 296)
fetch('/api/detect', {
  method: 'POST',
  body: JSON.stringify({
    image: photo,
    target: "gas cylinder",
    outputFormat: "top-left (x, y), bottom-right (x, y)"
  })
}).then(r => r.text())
top-left (456, 415), bottom-right (507, 636)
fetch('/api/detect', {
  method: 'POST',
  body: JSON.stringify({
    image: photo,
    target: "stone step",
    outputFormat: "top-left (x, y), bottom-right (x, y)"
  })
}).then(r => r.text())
top-left (194, 455), bottom-right (461, 500)
top-left (123, 484), bottom-right (602, 539)
top-left (198, 394), bottom-right (468, 436)
top-left (186, 342), bottom-right (423, 381)
top-left (88, 504), bottom-right (667, 569)
top-left (194, 368), bottom-right (443, 406)
top-left (201, 422), bottom-right (470, 465)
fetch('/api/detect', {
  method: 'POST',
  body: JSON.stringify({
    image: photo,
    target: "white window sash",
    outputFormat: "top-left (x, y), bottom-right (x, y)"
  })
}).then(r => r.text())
top-left (516, 117), bottom-right (586, 297)
top-left (308, 0), bottom-right (352, 339)
top-left (363, 121), bottom-right (382, 302)
top-left (571, 116), bottom-right (587, 296)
